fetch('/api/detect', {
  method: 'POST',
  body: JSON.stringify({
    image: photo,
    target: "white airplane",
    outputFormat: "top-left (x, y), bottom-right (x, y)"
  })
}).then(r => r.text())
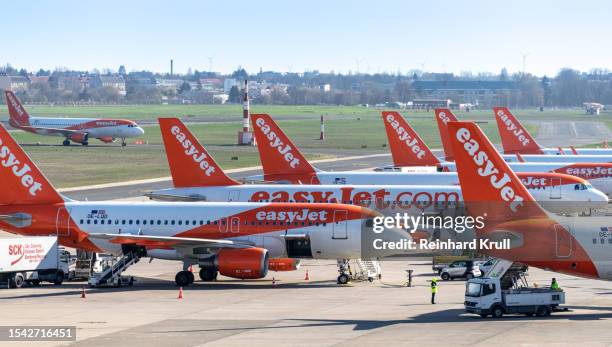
top-left (493, 106), bottom-right (612, 156)
top-left (448, 120), bottom-right (612, 280)
top-left (4, 91), bottom-right (144, 146)
top-left (245, 114), bottom-right (607, 212)
top-left (433, 109), bottom-right (612, 195)
top-left (0, 122), bottom-right (409, 286)
top-left (434, 108), bottom-right (612, 164)
top-left (148, 118), bottom-right (606, 216)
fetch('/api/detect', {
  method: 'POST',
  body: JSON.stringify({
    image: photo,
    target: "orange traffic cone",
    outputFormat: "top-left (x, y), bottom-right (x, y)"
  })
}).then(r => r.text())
top-left (178, 286), bottom-right (184, 299)
top-left (304, 270), bottom-right (309, 281)
top-left (272, 277), bottom-right (276, 288)
top-left (81, 287), bottom-right (86, 299)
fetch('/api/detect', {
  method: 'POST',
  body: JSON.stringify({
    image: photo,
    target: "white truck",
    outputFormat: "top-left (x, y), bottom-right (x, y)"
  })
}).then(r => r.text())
top-left (0, 236), bottom-right (71, 288)
top-left (464, 260), bottom-right (565, 318)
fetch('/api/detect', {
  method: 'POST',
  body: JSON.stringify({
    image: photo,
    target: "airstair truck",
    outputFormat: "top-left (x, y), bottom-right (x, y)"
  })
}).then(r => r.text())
top-left (0, 236), bottom-right (70, 288)
top-left (464, 259), bottom-right (565, 318)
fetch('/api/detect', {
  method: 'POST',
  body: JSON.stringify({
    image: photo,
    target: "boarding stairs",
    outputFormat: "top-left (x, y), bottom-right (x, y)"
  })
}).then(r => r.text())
top-left (484, 259), bottom-right (529, 290)
top-left (88, 251), bottom-right (139, 287)
top-left (351, 259), bottom-right (381, 282)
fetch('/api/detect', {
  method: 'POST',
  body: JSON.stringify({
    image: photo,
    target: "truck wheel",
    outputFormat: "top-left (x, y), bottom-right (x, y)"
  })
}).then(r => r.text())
top-left (491, 306), bottom-right (504, 318)
top-left (441, 272), bottom-right (450, 281)
top-left (13, 274), bottom-right (25, 288)
top-left (53, 272), bottom-right (64, 285)
top-left (536, 306), bottom-right (551, 317)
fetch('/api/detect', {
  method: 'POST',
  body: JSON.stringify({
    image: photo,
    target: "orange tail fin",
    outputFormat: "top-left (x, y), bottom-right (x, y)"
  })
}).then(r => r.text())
top-left (159, 118), bottom-right (239, 188)
top-left (434, 108), bottom-right (458, 161)
top-left (448, 121), bottom-right (546, 222)
top-left (4, 91), bottom-right (31, 127)
top-left (0, 123), bottom-right (62, 205)
top-left (493, 107), bottom-right (543, 154)
top-left (251, 114), bottom-right (319, 184)
top-left (381, 111), bottom-right (440, 167)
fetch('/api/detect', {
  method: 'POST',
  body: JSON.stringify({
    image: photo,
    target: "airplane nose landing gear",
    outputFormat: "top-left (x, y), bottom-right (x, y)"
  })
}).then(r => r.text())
top-left (337, 259), bottom-right (351, 285)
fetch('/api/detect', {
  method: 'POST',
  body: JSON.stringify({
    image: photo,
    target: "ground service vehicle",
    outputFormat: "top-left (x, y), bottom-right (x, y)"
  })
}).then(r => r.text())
top-left (465, 260), bottom-right (565, 318)
top-left (0, 236), bottom-right (70, 288)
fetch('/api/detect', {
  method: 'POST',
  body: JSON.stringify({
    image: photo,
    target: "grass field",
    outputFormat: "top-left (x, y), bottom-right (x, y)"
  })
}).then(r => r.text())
top-left (5, 105), bottom-right (610, 188)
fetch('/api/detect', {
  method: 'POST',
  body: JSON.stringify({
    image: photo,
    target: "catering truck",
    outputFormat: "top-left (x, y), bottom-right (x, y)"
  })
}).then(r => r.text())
top-left (0, 236), bottom-right (70, 288)
top-left (464, 260), bottom-right (565, 318)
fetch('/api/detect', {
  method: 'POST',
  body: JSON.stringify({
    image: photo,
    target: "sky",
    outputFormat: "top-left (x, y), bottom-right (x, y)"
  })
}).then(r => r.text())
top-left (3, 0), bottom-right (612, 76)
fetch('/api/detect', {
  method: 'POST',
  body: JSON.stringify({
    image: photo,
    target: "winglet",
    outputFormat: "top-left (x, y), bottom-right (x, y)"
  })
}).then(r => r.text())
top-left (448, 121), bottom-right (546, 222)
top-left (381, 111), bottom-right (440, 167)
top-left (493, 107), bottom-right (543, 154)
top-left (0, 123), bottom-right (62, 205)
top-left (569, 146), bottom-right (578, 155)
top-left (557, 146), bottom-right (566, 155)
top-left (4, 91), bottom-right (31, 127)
top-left (251, 114), bottom-right (320, 184)
top-left (515, 153), bottom-right (525, 162)
top-left (159, 118), bottom-right (240, 187)
top-left (434, 108), bottom-right (459, 161)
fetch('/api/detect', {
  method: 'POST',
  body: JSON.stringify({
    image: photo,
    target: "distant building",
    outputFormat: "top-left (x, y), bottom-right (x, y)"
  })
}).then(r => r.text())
top-left (0, 75), bottom-right (30, 92)
top-left (199, 78), bottom-right (223, 91)
top-left (156, 78), bottom-right (184, 91)
top-left (223, 78), bottom-right (238, 93)
top-left (411, 80), bottom-right (516, 106)
top-left (319, 83), bottom-right (331, 92)
top-left (90, 75), bottom-right (127, 95)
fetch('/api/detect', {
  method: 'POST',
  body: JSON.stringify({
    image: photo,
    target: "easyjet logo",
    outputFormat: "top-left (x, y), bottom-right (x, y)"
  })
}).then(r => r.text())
top-left (496, 109), bottom-right (530, 146)
top-left (6, 93), bottom-right (26, 119)
top-left (250, 187), bottom-right (459, 209)
top-left (254, 118), bottom-right (300, 168)
top-left (170, 125), bottom-right (216, 176)
top-left (565, 166), bottom-right (612, 178)
top-left (256, 209), bottom-right (328, 222)
top-left (385, 114), bottom-right (426, 159)
top-left (0, 137), bottom-right (43, 196)
top-left (456, 127), bottom-right (524, 212)
top-left (520, 176), bottom-right (547, 187)
top-left (8, 244), bottom-right (24, 266)
top-left (437, 111), bottom-right (451, 124)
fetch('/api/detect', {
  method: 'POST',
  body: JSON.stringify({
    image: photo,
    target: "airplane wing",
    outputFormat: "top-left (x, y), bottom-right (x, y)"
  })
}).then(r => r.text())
top-left (87, 233), bottom-right (254, 249)
top-left (18, 125), bottom-right (82, 138)
top-left (144, 192), bottom-right (207, 202)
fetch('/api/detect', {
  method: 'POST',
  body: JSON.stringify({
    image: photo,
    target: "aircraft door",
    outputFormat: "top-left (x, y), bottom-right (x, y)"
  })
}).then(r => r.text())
top-left (228, 190), bottom-right (241, 202)
top-left (56, 207), bottom-right (71, 237)
top-left (550, 178), bottom-right (562, 199)
top-left (332, 210), bottom-right (348, 239)
top-left (230, 217), bottom-right (240, 233)
top-left (554, 223), bottom-right (573, 258)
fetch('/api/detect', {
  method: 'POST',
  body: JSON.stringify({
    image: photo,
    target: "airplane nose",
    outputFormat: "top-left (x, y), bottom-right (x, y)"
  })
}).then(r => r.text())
top-left (135, 126), bottom-right (145, 136)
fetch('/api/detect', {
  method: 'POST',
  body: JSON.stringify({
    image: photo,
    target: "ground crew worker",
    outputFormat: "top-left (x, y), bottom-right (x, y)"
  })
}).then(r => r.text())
top-left (551, 278), bottom-right (560, 290)
top-left (431, 278), bottom-right (438, 304)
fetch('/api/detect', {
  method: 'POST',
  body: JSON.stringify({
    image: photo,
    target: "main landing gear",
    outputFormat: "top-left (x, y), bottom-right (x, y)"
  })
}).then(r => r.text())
top-left (175, 270), bottom-right (195, 287)
top-left (337, 259), bottom-right (351, 285)
top-left (121, 138), bottom-right (127, 147)
top-left (63, 139), bottom-right (70, 146)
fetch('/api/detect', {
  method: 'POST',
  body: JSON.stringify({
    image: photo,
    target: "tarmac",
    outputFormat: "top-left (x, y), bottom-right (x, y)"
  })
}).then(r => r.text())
top-left (1, 255), bottom-right (612, 346)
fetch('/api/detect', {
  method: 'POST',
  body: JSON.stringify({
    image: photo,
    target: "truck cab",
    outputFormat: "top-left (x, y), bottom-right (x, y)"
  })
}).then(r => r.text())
top-left (464, 260), bottom-right (565, 318)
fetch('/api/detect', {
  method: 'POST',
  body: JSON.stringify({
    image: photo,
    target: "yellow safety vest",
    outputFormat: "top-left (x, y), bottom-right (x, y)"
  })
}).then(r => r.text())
top-left (431, 282), bottom-right (438, 293)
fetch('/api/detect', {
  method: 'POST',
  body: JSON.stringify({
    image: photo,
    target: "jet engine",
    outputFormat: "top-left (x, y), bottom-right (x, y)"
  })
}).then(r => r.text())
top-left (69, 132), bottom-right (89, 144)
top-left (200, 247), bottom-right (269, 279)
